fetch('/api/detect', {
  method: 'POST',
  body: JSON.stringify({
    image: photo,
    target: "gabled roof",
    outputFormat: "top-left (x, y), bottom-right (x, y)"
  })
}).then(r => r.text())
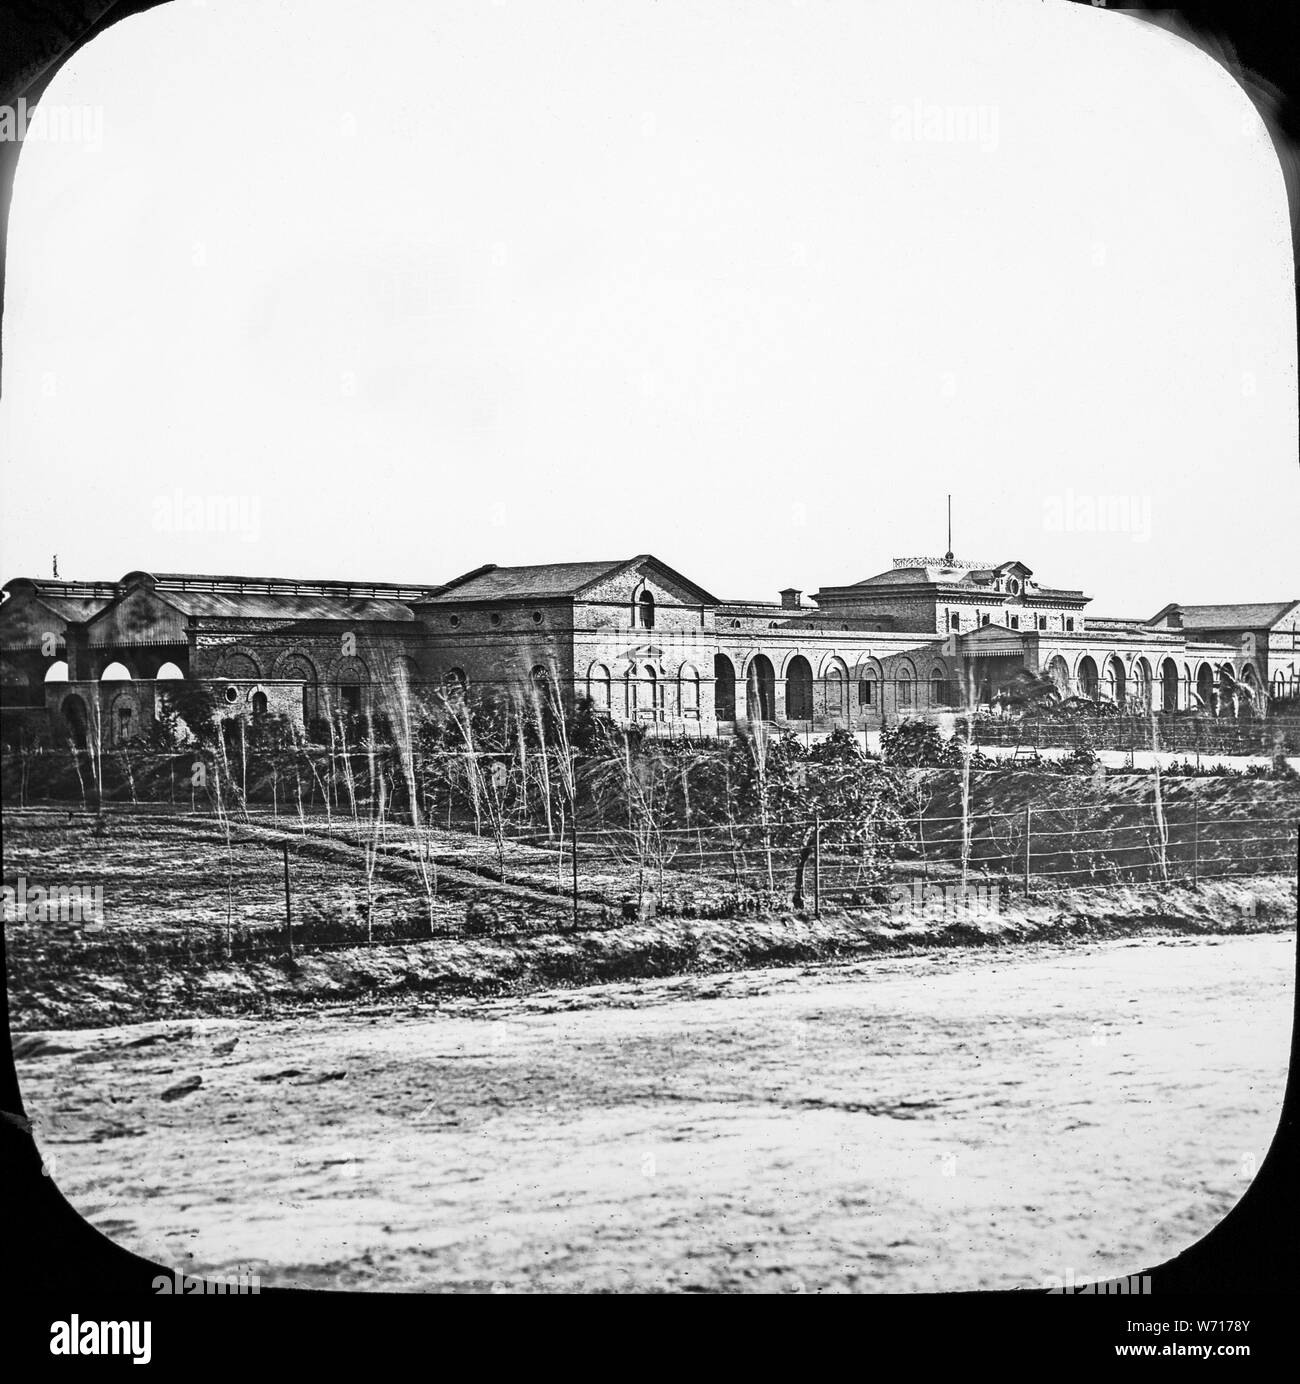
top-left (849, 563), bottom-right (972, 587)
top-left (424, 560), bottom-right (628, 602)
top-left (422, 556), bottom-right (720, 605)
top-left (957, 621), bottom-right (1021, 638)
top-left (2, 572), bottom-right (429, 626)
top-left (81, 576), bottom-right (415, 628)
top-left (954, 623), bottom-right (1029, 651)
top-left (1148, 600), bottom-right (1299, 630)
top-left (0, 577), bottom-right (121, 623)
top-left (830, 558), bottom-right (1084, 598)
top-left (134, 571), bottom-right (420, 622)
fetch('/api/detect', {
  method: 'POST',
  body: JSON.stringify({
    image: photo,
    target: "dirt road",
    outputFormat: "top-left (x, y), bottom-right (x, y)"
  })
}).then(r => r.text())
top-left (19, 932), bottom-right (1293, 1292)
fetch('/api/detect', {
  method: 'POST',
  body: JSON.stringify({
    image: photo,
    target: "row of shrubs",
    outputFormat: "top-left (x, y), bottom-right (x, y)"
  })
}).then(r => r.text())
top-left (968, 713), bottom-right (1300, 756)
top-left (881, 720), bottom-right (1298, 779)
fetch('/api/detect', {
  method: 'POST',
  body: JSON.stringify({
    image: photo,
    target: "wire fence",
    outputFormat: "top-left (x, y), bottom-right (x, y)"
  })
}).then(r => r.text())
top-left (963, 713), bottom-right (1300, 758)
top-left (4, 795), bottom-right (1296, 973)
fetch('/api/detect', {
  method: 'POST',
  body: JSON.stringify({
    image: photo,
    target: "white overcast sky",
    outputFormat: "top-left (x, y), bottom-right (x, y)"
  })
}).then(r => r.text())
top-left (1, 0), bottom-right (1295, 615)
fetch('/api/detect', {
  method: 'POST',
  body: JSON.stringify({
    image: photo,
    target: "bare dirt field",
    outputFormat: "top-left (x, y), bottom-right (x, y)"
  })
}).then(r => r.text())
top-left (17, 931), bottom-right (1293, 1293)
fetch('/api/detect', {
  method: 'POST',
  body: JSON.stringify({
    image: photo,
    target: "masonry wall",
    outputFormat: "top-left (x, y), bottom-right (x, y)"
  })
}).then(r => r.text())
top-left (1265, 608), bottom-right (1300, 695)
top-left (573, 565), bottom-right (716, 729)
top-left (413, 599), bottom-right (576, 706)
top-left (191, 622), bottom-right (423, 721)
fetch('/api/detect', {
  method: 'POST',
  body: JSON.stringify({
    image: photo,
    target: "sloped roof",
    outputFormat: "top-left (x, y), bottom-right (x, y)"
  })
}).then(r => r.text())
top-left (2, 573), bottom-right (427, 625)
top-left (148, 589), bottom-right (415, 622)
top-left (956, 621), bottom-right (1022, 639)
top-left (426, 560), bottom-right (628, 602)
top-left (1152, 601), bottom-right (1299, 630)
top-left (852, 564), bottom-right (971, 587)
top-left (145, 571), bottom-right (433, 597)
top-left (20, 592), bottom-right (113, 622)
top-left (840, 560), bottom-right (1085, 598)
top-left (0, 578), bottom-right (121, 622)
top-left (130, 572), bottom-right (423, 622)
top-left (424, 556), bottom-right (720, 605)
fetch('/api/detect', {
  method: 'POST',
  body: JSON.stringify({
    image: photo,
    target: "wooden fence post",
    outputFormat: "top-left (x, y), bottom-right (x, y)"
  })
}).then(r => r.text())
top-left (1192, 793), bottom-right (1200, 887)
top-left (283, 841), bottom-right (293, 957)
top-left (571, 812), bottom-right (580, 927)
top-left (813, 813), bottom-right (821, 918)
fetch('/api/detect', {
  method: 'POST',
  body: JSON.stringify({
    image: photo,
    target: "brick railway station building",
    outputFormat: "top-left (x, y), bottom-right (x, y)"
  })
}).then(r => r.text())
top-left (1, 552), bottom-right (1298, 746)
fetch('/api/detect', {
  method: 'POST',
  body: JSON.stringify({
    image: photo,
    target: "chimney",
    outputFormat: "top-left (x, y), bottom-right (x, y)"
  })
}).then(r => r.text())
top-left (780, 587), bottom-right (802, 610)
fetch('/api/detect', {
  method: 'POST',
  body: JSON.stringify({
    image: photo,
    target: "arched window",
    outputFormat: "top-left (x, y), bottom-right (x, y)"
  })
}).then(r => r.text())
top-left (333, 655), bottom-right (369, 719)
top-left (278, 654), bottom-right (319, 724)
top-left (678, 663), bottom-right (700, 717)
top-left (643, 665), bottom-right (660, 717)
top-left (637, 589), bottom-right (655, 630)
top-left (746, 655), bottom-right (776, 721)
top-left (929, 667), bottom-right (948, 707)
top-left (389, 656), bottom-right (419, 690)
top-left (110, 691), bottom-right (138, 745)
top-left (1077, 656), bottom-right (1099, 699)
top-left (858, 678), bottom-right (875, 707)
top-left (786, 656), bottom-right (814, 720)
top-left (100, 661), bottom-right (132, 681)
top-left (44, 660), bottom-right (69, 683)
top-left (824, 662), bottom-right (847, 718)
top-left (1046, 656), bottom-right (1070, 694)
top-left (896, 665), bottom-right (913, 709)
top-left (1240, 664), bottom-right (1259, 712)
top-left (1195, 662), bottom-right (1215, 710)
top-left (588, 663), bottom-right (611, 710)
top-left (155, 661), bottom-right (185, 680)
top-left (1104, 656), bottom-right (1126, 706)
top-left (530, 665), bottom-right (556, 712)
top-left (714, 654), bottom-right (736, 720)
top-left (61, 693), bottom-right (90, 748)
top-left (251, 690), bottom-right (268, 718)
top-left (1160, 658), bottom-right (1179, 712)
top-left (215, 651), bottom-right (260, 679)
top-left (1218, 664), bottom-right (1237, 717)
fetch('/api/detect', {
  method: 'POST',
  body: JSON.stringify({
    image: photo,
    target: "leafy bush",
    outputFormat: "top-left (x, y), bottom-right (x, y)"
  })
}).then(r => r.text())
top-left (881, 720), bottom-right (962, 768)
